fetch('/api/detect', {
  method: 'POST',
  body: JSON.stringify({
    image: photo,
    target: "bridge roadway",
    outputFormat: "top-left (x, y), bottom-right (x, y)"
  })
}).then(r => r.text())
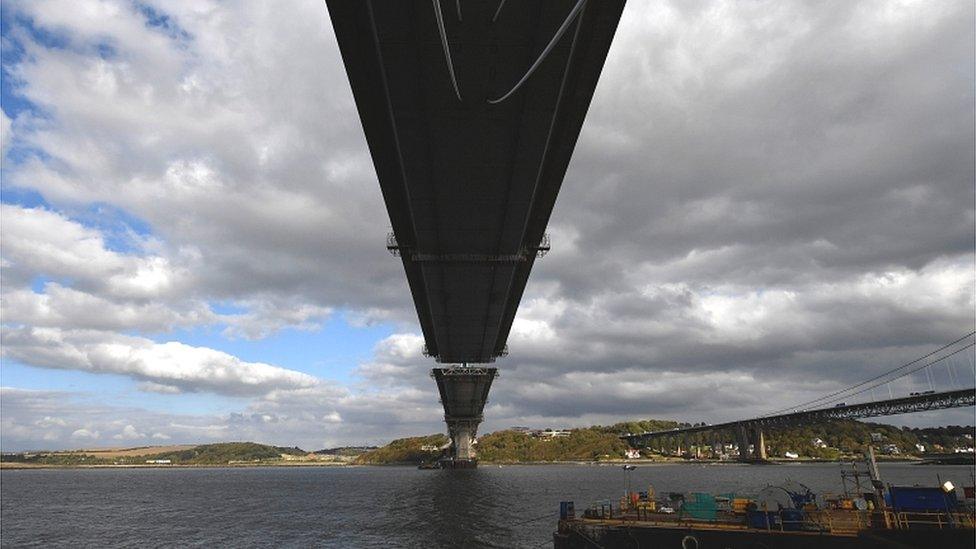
top-left (621, 388), bottom-right (976, 461)
top-left (327, 0), bottom-right (625, 466)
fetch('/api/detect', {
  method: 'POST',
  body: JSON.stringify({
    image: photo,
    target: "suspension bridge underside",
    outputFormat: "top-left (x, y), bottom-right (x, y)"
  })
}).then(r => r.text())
top-left (328, 0), bottom-right (624, 364)
top-left (622, 388), bottom-right (976, 460)
top-left (327, 0), bottom-right (624, 466)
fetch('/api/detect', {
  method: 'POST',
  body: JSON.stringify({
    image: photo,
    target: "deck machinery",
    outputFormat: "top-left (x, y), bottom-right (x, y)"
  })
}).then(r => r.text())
top-left (326, 0), bottom-right (624, 467)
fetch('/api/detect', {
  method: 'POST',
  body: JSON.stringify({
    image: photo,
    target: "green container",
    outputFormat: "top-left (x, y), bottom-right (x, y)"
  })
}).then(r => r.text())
top-left (682, 492), bottom-right (718, 520)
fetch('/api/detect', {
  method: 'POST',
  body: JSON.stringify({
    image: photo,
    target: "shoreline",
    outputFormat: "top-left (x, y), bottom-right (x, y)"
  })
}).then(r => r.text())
top-left (2, 457), bottom-right (937, 471)
top-left (0, 461), bottom-right (353, 470)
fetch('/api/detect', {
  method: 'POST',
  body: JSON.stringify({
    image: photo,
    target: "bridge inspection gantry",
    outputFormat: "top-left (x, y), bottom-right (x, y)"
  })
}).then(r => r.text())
top-left (327, 0), bottom-right (625, 466)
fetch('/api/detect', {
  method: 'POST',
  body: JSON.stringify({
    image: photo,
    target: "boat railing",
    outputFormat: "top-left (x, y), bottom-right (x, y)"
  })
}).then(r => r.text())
top-left (885, 510), bottom-right (976, 530)
top-left (805, 509), bottom-right (869, 534)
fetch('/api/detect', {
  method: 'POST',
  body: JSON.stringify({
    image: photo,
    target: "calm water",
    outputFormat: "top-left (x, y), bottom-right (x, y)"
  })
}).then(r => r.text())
top-left (2, 463), bottom-right (973, 548)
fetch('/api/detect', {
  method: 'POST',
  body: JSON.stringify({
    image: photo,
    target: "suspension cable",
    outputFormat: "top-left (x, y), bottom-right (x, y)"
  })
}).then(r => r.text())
top-left (765, 331), bottom-right (976, 415)
top-left (491, 0), bottom-right (507, 22)
top-left (487, 0), bottom-right (586, 104)
top-left (432, 0), bottom-right (462, 101)
top-left (810, 343), bottom-right (975, 406)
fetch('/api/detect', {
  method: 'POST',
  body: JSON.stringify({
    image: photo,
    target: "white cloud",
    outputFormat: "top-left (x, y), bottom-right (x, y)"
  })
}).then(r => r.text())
top-left (0, 204), bottom-right (186, 300)
top-left (0, 109), bottom-right (11, 157)
top-left (113, 424), bottom-right (146, 440)
top-left (1, 327), bottom-right (319, 396)
top-left (1, 284), bottom-right (213, 333)
top-left (138, 382), bottom-right (181, 394)
top-left (34, 416), bottom-right (67, 428)
top-left (70, 428), bottom-right (99, 440)
top-left (220, 300), bottom-right (332, 340)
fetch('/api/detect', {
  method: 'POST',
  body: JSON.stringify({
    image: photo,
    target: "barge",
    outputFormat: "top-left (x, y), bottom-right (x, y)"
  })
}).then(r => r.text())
top-left (553, 451), bottom-right (975, 548)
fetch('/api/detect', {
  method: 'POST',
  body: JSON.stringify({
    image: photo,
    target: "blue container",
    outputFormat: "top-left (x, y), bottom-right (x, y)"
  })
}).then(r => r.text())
top-left (560, 501), bottom-right (575, 520)
top-left (889, 487), bottom-right (954, 512)
top-left (746, 510), bottom-right (780, 529)
top-left (780, 509), bottom-right (804, 531)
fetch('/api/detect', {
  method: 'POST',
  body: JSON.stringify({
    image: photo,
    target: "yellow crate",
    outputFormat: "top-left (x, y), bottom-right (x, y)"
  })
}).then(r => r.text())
top-left (732, 498), bottom-right (752, 513)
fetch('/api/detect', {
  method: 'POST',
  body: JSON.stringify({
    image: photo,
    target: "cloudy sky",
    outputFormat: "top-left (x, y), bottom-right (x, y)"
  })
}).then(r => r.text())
top-left (1, 0), bottom-right (973, 452)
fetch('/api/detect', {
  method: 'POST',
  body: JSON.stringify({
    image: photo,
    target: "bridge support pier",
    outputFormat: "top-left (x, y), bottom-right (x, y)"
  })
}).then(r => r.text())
top-left (446, 417), bottom-right (479, 465)
top-left (734, 424), bottom-right (768, 462)
top-left (431, 367), bottom-right (498, 469)
top-left (735, 425), bottom-right (751, 460)
top-left (751, 427), bottom-right (768, 461)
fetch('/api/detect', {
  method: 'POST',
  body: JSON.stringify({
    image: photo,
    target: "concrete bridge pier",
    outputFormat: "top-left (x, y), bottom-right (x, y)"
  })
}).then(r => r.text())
top-left (735, 425), bottom-right (751, 460)
top-left (734, 424), bottom-right (768, 462)
top-left (446, 417), bottom-right (479, 463)
top-left (431, 367), bottom-right (498, 469)
top-left (751, 426), bottom-right (768, 461)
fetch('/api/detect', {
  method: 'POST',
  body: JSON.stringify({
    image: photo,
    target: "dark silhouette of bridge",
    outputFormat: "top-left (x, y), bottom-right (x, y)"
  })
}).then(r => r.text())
top-left (622, 388), bottom-right (976, 461)
top-left (327, 0), bottom-right (625, 466)
top-left (622, 333), bottom-right (976, 461)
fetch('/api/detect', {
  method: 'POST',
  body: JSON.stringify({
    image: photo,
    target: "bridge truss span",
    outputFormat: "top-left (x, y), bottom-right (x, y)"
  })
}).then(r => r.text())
top-left (622, 388), bottom-right (976, 452)
top-left (760, 388), bottom-right (976, 427)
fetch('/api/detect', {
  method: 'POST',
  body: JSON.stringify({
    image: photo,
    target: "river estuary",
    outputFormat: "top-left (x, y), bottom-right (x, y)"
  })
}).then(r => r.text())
top-left (2, 462), bottom-right (973, 548)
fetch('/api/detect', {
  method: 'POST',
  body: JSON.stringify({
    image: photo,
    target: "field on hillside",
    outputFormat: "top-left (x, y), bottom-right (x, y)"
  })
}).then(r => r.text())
top-left (75, 445), bottom-right (198, 458)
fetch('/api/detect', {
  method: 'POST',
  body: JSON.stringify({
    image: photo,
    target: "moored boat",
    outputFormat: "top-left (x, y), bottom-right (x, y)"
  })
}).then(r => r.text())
top-left (553, 451), bottom-right (975, 548)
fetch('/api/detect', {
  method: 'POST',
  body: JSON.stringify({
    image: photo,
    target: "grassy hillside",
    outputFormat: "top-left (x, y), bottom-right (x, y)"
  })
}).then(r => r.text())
top-left (475, 420), bottom-right (683, 463)
top-left (766, 422), bottom-right (972, 458)
top-left (354, 420), bottom-right (974, 464)
top-left (354, 434), bottom-right (448, 465)
top-left (144, 442), bottom-right (306, 464)
top-left (1, 442), bottom-right (308, 466)
top-left (477, 429), bottom-right (629, 462)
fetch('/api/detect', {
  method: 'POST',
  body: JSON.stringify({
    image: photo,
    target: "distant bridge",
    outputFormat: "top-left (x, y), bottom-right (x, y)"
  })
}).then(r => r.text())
top-left (622, 388), bottom-right (976, 461)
